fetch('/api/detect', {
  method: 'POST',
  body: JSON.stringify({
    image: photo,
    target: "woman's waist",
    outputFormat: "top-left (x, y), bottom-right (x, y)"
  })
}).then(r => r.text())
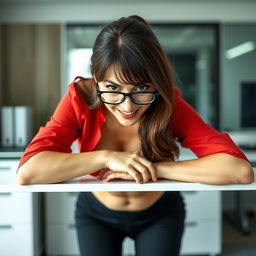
top-left (92, 191), bottom-right (165, 211)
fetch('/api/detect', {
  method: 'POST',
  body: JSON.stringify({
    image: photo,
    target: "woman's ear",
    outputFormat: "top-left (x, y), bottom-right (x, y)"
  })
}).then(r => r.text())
top-left (93, 74), bottom-right (98, 83)
top-left (93, 75), bottom-right (100, 90)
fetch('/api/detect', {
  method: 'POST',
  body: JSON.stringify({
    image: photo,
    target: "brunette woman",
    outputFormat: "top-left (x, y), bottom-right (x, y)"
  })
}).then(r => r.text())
top-left (17, 15), bottom-right (253, 256)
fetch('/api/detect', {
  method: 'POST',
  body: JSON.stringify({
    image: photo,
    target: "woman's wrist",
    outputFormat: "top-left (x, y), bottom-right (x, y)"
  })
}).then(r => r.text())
top-left (101, 150), bottom-right (111, 168)
top-left (154, 161), bottom-right (176, 179)
top-left (154, 162), bottom-right (165, 179)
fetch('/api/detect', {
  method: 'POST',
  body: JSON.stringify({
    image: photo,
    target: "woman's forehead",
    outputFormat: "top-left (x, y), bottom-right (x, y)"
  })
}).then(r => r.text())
top-left (102, 65), bottom-right (149, 85)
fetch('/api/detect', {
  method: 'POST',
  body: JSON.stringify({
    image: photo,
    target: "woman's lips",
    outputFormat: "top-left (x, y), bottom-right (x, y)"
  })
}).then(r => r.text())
top-left (117, 109), bottom-right (138, 119)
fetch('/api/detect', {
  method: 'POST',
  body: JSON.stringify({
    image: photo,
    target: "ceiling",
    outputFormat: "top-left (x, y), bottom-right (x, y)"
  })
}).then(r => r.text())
top-left (0, 0), bottom-right (256, 3)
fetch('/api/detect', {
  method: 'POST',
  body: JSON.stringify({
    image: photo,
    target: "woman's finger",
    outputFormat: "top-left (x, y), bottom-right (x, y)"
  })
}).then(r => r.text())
top-left (126, 167), bottom-right (143, 184)
top-left (132, 152), bottom-right (157, 182)
top-left (103, 172), bottom-right (133, 182)
top-left (137, 156), bottom-right (157, 182)
top-left (131, 161), bottom-right (150, 183)
top-left (100, 170), bottom-right (113, 180)
top-left (98, 168), bottom-right (110, 180)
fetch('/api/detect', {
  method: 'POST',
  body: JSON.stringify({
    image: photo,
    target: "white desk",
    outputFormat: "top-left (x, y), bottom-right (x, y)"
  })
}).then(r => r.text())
top-left (1, 173), bottom-right (256, 193)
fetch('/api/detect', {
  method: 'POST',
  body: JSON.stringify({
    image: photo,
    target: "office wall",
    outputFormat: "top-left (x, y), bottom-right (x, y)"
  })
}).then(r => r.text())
top-left (0, 1), bottom-right (256, 23)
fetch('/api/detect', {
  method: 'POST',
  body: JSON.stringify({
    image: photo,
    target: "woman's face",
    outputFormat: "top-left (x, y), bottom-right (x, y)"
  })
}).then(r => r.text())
top-left (96, 68), bottom-right (155, 127)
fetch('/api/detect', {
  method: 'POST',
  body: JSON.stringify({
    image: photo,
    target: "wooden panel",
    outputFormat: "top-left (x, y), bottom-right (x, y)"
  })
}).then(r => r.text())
top-left (1, 24), bottom-right (60, 134)
top-left (2, 25), bottom-right (35, 107)
top-left (34, 24), bottom-right (60, 129)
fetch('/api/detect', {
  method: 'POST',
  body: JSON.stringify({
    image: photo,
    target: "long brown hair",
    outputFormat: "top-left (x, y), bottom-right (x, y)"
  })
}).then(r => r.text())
top-left (78, 15), bottom-right (179, 162)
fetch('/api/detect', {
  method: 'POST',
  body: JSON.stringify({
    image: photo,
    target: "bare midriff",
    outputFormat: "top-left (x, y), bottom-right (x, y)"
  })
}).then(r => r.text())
top-left (92, 191), bottom-right (165, 211)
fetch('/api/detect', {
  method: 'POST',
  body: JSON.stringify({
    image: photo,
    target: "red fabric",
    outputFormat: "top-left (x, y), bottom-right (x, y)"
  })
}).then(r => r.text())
top-left (18, 78), bottom-right (248, 177)
top-left (171, 88), bottom-right (248, 161)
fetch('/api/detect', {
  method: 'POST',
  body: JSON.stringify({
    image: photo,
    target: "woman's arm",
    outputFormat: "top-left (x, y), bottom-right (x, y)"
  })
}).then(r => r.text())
top-left (98, 153), bottom-right (254, 185)
top-left (156, 153), bottom-right (254, 185)
top-left (17, 149), bottom-right (156, 185)
top-left (17, 150), bottom-right (107, 185)
top-left (164, 88), bottom-right (254, 185)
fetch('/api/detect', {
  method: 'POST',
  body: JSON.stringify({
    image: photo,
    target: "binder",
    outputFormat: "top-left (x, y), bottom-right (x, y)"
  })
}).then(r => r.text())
top-left (1, 106), bottom-right (14, 147)
top-left (14, 106), bottom-right (32, 147)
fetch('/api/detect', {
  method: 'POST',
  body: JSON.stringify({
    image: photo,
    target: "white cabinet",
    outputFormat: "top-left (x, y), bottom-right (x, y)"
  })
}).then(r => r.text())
top-left (181, 191), bottom-right (221, 255)
top-left (45, 191), bottom-right (221, 256)
top-left (45, 192), bottom-right (80, 256)
top-left (0, 159), bottom-right (43, 256)
top-left (0, 159), bottom-right (18, 183)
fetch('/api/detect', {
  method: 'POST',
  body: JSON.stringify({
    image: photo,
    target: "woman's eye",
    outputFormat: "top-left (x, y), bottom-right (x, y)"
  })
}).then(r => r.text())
top-left (136, 85), bottom-right (149, 91)
top-left (106, 85), bottom-right (118, 91)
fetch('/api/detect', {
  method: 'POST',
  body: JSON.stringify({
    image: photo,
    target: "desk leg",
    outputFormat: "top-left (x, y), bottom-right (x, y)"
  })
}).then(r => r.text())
top-left (224, 191), bottom-right (253, 235)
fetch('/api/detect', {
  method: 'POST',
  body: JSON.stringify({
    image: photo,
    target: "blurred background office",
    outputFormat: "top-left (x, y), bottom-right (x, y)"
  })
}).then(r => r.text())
top-left (0, 0), bottom-right (255, 256)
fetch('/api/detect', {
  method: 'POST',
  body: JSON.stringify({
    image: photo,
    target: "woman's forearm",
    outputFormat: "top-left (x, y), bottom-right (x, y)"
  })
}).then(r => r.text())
top-left (17, 150), bottom-right (108, 185)
top-left (156, 153), bottom-right (254, 185)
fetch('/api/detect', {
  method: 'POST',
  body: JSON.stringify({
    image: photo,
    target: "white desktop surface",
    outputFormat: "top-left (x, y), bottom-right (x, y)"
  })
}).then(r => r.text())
top-left (1, 173), bottom-right (256, 193)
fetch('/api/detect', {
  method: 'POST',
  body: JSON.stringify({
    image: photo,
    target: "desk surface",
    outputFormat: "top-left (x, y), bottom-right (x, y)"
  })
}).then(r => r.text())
top-left (1, 172), bottom-right (256, 193)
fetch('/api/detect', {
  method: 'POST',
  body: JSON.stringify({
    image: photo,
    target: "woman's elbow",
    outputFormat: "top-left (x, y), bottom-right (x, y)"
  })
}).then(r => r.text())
top-left (17, 173), bottom-right (29, 185)
top-left (237, 162), bottom-right (254, 184)
top-left (16, 166), bottom-right (33, 185)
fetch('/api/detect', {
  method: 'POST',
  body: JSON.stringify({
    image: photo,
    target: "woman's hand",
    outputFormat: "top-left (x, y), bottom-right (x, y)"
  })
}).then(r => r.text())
top-left (104, 151), bottom-right (157, 184)
top-left (98, 168), bottom-right (134, 182)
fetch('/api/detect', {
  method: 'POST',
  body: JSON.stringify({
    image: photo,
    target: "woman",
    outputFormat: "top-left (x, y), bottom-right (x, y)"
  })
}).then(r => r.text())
top-left (17, 16), bottom-right (253, 256)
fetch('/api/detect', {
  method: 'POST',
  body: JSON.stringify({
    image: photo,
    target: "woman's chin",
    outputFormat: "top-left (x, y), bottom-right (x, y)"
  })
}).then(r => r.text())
top-left (118, 119), bottom-right (138, 127)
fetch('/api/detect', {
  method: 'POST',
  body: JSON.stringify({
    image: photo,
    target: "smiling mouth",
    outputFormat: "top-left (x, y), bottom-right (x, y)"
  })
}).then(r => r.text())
top-left (117, 109), bottom-right (138, 118)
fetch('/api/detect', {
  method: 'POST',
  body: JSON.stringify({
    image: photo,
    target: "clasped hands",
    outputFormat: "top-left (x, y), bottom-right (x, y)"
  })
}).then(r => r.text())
top-left (98, 150), bottom-right (158, 184)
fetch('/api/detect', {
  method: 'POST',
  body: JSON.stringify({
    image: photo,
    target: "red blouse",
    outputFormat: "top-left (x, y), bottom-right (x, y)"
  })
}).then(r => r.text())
top-left (18, 78), bottom-right (248, 177)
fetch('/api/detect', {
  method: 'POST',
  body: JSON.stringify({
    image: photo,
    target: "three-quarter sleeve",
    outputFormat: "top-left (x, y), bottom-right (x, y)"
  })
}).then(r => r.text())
top-left (18, 83), bottom-right (86, 169)
top-left (171, 88), bottom-right (248, 161)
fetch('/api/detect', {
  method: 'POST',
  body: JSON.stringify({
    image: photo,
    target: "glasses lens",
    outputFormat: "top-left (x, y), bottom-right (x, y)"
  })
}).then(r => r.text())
top-left (101, 93), bottom-right (124, 104)
top-left (132, 93), bottom-right (155, 103)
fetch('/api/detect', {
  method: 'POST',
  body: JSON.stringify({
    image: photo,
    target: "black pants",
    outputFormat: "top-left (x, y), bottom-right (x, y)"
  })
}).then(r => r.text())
top-left (75, 192), bottom-right (186, 256)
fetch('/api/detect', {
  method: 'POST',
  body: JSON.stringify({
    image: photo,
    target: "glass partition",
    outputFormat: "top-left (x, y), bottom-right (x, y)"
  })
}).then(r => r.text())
top-left (221, 23), bottom-right (256, 132)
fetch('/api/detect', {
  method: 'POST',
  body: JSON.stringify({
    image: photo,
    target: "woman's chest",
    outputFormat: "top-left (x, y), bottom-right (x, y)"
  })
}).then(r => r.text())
top-left (94, 123), bottom-right (141, 152)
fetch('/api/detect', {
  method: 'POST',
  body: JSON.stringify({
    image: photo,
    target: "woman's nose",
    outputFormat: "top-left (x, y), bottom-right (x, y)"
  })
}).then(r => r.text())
top-left (120, 95), bottom-right (135, 111)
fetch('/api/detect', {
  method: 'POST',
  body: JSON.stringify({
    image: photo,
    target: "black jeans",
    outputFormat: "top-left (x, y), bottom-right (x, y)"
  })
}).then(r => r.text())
top-left (75, 191), bottom-right (186, 256)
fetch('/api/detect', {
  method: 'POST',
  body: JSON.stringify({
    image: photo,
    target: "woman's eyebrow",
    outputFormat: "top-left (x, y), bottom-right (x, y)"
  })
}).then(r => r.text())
top-left (104, 80), bottom-right (145, 87)
top-left (104, 80), bottom-right (121, 86)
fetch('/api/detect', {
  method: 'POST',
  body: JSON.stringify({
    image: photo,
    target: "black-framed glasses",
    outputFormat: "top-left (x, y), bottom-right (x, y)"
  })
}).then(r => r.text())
top-left (96, 90), bottom-right (160, 105)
